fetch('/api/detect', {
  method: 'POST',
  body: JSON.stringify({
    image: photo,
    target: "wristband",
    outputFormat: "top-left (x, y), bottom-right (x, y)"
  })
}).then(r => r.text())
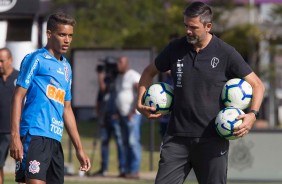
top-left (250, 110), bottom-right (259, 119)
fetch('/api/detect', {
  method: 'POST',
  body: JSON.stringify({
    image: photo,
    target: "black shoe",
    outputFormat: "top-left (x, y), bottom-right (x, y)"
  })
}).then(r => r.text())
top-left (90, 170), bottom-right (108, 177)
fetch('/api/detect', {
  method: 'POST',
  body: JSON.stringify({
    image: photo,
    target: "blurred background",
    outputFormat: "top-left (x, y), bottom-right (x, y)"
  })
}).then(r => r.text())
top-left (1, 0), bottom-right (282, 182)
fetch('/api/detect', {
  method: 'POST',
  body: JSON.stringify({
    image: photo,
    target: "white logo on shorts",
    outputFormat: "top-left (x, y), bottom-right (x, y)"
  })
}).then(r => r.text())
top-left (15, 161), bottom-right (21, 172)
top-left (29, 160), bottom-right (40, 174)
top-left (220, 150), bottom-right (227, 155)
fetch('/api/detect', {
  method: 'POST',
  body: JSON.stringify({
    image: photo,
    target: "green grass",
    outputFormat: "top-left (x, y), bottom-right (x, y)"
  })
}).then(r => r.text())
top-left (4, 120), bottom-right (282, 184)
top-left (61, 119), bottom-right (162, 174)
top-left (4, 174), bottom-right (282, 184)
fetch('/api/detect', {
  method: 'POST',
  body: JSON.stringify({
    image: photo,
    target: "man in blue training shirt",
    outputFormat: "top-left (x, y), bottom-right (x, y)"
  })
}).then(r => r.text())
top-left (9, 12), bottom-right (91, 184)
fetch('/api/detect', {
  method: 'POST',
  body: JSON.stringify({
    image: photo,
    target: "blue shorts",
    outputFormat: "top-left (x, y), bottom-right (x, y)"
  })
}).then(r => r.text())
top-left (15, 133), bottom-right (64, 183)
top-left (0, 133), bottom-right (11, 167)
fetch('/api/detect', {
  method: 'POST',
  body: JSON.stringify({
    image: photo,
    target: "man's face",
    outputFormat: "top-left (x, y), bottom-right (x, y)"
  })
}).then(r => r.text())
top-left (184, 16), bottom-right (211, 45)
top-left (117, 57), bottom-right (127, 73)
top-left (47, 24), bottom-right (74, 55)
top-left (0, 50), bottom-right (12, 75)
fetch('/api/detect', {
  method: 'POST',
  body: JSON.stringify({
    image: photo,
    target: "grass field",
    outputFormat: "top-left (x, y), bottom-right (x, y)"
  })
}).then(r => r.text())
top-left (61, 119), bottom-right (162, 174)
top-left (4, 174), bottom-right (282, 184)
top-left (4, 120), bottom-right (282, 184)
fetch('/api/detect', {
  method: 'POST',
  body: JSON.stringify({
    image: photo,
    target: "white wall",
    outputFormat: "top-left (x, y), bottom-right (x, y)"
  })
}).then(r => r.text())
top-left (0, 20), bottom-right (7, 48)
top-left (6, 18), bottom-right (38, 70)
top-left (6, 41), bottom-right (36, 70)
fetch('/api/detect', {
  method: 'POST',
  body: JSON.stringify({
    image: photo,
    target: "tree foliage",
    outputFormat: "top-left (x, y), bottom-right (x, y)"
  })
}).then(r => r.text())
top-left (220, 24), bottom-right (264, 72)
top-left (220, 24), bottom-right (263, 58)
top-left (270, 4), bottom-right (282, 24)
top-left (51, 0), bottom-right (188, 51)
top-left (50, 0), bottom-right (272, 60)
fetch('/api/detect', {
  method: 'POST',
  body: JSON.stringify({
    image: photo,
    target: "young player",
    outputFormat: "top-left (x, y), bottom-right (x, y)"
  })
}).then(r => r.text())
top-left (9, 12), bottom-right (91, 184)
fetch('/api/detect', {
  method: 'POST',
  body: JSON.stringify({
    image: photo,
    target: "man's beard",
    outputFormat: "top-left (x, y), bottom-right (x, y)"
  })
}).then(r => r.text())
top-left (186, 36), bottom-right (199, 45)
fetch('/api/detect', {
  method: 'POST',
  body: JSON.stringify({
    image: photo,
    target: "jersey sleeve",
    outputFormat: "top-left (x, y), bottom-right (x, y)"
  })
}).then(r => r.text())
top-left (155, 43), bottom-right (172, 72)
top-left (227, 48), bottom-right (253, 78)
top-left (16, 54), bottom-right (39, 89)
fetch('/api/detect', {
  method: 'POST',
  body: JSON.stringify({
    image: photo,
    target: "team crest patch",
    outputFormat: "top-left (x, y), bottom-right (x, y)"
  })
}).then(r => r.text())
top-left (211, 57), bottom-right (219, 68)
top-left (29, 160), bottom-right (40, 174)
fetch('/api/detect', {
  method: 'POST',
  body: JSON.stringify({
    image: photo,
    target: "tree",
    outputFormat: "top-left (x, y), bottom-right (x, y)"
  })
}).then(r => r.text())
top-left (220, 24), bottom-right (263, 72)
top-left (51, 0), bottom-right (187, 51)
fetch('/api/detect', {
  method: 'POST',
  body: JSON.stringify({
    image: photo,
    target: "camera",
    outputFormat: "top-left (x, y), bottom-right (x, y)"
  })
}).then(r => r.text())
top-left (96, 56), bottom-right (118, 81)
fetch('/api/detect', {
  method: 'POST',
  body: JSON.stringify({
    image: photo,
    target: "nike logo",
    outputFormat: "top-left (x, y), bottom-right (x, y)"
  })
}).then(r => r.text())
top-left (220, 150), bottom-right (227, 155)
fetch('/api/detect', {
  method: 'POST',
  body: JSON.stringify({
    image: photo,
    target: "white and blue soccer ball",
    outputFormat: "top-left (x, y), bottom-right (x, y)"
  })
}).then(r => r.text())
top-left (215, 107), bottom-right (245, 140)
top-left (221, 78), bottom-right (252, 110)
top-left (143, 82), bottom-right (174, 115)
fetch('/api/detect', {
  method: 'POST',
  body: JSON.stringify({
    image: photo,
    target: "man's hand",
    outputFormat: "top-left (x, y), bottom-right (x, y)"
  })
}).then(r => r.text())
top-left (10, 135), bottom-right (23, 162)
top-left (76, 149), bottom-right (91, 172)
top-left (136, 103), bottom-right (162, 119)
top-left (233, 112), bottom-right (256, 138)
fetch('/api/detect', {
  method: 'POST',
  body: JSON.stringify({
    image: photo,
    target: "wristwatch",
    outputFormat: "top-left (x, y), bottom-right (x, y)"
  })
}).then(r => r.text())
top-left (250, 110), bottom-right (259, 119)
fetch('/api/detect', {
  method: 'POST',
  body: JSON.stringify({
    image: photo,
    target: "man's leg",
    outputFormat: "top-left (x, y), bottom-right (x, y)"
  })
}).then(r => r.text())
top-left (92, 123), bottom-right (111, 176)
top-left (128, 114), bottom-right (142, 175)
top-left (112, 118), bottom-right (126, 176)
top-left (25, 136), bottom-right (60, 183)
top-left (191, 137), bottom-right (229, 184)
top-left (120, 116), bottom-right (130, 173)
top-left (26, 178), bottom-right (45, 184)
top-left (16, 133), bottom-right (31, 183)
top-left (0, 167), bottom-right (3, 184)
top-left (100, 125), bottom-right (111, 174)
top-left (0, 134), bottom-right (10, 184)
top-left (46, 141), bottom-right (64, 184)
top-left (155, 136), bottom-right (192, 184)
top-left (26, 139), bottom-right (64, 184)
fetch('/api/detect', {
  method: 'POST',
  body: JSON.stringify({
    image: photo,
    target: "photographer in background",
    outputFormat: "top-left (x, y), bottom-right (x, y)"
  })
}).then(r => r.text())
top-left (115, 56), bottom-right (142, 179)
top-left (92, 57), bottom-right (126, 177)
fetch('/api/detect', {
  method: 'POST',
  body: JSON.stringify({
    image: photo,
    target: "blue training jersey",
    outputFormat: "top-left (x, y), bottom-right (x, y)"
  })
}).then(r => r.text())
top-left (16, 47), bottom-right (72, 142)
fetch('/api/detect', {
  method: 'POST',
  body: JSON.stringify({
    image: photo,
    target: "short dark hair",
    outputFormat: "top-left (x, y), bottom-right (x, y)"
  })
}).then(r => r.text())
top-left (0, 47), bottom-right (12, 59)
top-left (47, 11), bottom-right (76, 31)
top-left (183, 1), bottom-right (213, 25)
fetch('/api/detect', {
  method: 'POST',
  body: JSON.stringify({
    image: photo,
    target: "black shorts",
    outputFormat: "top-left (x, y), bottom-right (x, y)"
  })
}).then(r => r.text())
top-left (0, 133), bottom-right (11, 167)
top-left (155, 135), bottom-right (229, 184)
top-left (16, 133), bottom-right (64, 184)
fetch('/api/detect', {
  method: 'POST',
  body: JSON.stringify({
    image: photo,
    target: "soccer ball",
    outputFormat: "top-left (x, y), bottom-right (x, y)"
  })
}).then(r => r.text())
top-left (143, 82), bottom-right (174, 115)
top-left (221, 78), bottom-right (252, 110)
top-left (215, 107), bottom-right (245, 140)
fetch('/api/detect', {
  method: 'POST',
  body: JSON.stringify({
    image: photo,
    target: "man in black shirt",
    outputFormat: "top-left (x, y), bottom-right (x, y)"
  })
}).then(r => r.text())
top-left (0, 47), bottom-right (19, 184)
top-left (136, 2), bottom-right (265, 184)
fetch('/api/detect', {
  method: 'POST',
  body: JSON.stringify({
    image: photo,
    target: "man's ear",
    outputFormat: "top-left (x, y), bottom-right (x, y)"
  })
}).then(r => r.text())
top-left (47, 30), bottom-right (52, 38)
top-left (205, 23), bottom-right (212, 32)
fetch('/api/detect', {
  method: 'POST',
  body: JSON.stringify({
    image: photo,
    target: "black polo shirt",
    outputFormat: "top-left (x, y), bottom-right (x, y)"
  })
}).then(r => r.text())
top-left (155, 35), bottom-right (252, 137)
top-left (0, 69), bottom-right (19, 133)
